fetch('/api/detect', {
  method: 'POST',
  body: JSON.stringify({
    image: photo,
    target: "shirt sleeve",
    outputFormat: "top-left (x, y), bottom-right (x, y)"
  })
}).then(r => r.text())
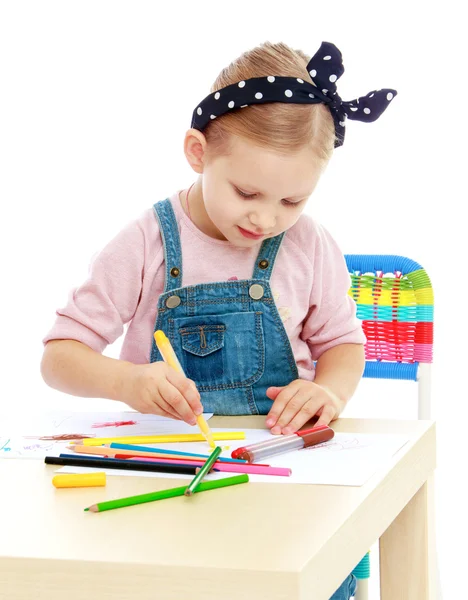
top-left (300, 222), bottom-right (366, 361)
top-left (42, 217), bottom-right (148, 353)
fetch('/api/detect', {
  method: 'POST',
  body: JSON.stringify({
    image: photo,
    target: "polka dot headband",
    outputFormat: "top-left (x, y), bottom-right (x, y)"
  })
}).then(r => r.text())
top-left (191, 41), bottom-right (397, 148)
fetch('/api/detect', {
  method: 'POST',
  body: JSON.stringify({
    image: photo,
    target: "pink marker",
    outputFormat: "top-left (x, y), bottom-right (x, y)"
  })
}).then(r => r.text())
top-left (210, 462), bottom-right (291, 477)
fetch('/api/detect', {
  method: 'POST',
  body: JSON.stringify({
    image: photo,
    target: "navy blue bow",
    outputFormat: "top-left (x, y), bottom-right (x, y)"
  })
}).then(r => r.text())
top-left (191, 41), bottom-right (397, 148)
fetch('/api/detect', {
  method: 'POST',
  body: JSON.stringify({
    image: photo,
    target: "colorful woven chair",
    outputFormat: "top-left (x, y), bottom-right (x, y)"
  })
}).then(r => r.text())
top-left (344, 255), bottom-right (434, 600)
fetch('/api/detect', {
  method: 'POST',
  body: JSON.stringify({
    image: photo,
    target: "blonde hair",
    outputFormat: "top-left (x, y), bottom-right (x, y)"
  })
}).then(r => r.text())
top-left (203, 41), bottom-right (336, 166)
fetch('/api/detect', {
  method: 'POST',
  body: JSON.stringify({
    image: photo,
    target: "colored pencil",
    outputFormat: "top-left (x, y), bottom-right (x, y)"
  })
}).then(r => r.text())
top-left (85, 474), bottom-right (249, 513)
top-left (195, 414), bottom-right (216, 449)
top-left (72, 432), bottom-right (245, 446)
top-left (121, 455), bottom-right (270, 467)
top-left (45, 455), bottom-right (198, 475)
top-left (184, 446), bottom-right (222, 496)
top-left (130, 457), bottom-right (291, 477)
top-left (211, 463), bottom-right (291, 477)
top-left (67, 445), bottom-right (248, 463)
top-left (154, 330), bottom-right (216, 449)
top-left (108, 442), bottom-right (247, 463)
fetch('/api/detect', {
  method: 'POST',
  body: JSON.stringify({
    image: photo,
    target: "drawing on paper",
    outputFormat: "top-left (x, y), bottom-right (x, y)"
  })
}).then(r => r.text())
top-left (305, 436), bottom-right (369, 452)
top-left (91, 420), bottom-right (138, 428)
top-left (24, 434), bottom-right (95, 441)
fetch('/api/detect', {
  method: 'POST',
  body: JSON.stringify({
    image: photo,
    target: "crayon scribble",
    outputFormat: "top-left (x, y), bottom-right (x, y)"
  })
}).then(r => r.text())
top-left (52, 415), bottom-right (73, 429)
top-left (306, 437), bottom-right (367, 452)
top-left (24, 434), bottom-right (95, 441)
top-left (0, 438), bottom-right (11, 452)
top-left (23, 442), bottom-right (54, 451)
top-left (91, 420), bottom-right (138, 428)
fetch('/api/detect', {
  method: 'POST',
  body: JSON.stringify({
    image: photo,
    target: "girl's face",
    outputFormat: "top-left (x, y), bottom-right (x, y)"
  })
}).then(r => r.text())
top-left (186, 133), bottom-right (325, 247)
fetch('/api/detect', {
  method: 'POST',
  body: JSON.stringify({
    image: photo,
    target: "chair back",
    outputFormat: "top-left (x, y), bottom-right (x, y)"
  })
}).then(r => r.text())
top-left (345, 254), bottom-right (434, 417)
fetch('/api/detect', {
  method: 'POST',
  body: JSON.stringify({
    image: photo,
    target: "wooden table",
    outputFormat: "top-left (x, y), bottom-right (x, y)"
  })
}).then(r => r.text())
top-left (0, 417), bottom-right (436, 600)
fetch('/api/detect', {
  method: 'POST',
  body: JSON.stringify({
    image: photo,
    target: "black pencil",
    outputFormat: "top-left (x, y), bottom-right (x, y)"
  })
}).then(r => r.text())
top-left (44, 455), bottom-right (198, 475)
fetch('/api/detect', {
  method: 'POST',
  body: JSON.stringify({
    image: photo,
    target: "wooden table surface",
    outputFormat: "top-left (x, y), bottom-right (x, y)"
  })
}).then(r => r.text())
top-left (0, 416), bottom-right (436, 600)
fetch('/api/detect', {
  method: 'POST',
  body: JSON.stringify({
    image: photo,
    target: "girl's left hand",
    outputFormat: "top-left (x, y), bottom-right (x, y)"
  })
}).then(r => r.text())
top-left (265, 380), bottom-right (343, 434)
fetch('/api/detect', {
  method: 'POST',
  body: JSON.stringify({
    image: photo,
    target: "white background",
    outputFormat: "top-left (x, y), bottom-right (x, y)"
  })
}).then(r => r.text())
top-left (1, 1), bottom-right (466, 598)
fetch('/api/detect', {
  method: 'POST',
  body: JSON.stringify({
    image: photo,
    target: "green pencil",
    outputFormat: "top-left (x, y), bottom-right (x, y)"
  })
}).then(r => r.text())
top-left (184, 445), bottom-right (222, 497)
top-left (85, 474), bottom-right (249, 513)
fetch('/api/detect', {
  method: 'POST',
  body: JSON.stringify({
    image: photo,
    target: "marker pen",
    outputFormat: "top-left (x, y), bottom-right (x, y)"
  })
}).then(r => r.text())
top-left (231, 425), bottom-right (330, 459)
top-left (232, 426), bottom-right (334, 463)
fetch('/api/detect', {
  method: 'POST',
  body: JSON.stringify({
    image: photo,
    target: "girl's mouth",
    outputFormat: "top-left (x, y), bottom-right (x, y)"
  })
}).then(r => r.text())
top-left (238, 226), bottom-right (264, 240)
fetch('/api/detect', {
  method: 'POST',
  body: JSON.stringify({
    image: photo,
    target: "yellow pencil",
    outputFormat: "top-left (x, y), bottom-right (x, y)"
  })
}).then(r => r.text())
top-left (72, 432), bottom-right (245, 446)
top-left (154, 330), bottom-right (216, 448)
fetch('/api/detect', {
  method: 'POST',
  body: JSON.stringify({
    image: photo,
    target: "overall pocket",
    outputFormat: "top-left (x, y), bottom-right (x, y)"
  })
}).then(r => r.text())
top-left (169, 311), bottom-right (265, 390)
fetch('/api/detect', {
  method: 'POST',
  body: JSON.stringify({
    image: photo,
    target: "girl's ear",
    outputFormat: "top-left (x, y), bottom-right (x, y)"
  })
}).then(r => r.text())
top-left (184, 128), bottom-right (208, 174)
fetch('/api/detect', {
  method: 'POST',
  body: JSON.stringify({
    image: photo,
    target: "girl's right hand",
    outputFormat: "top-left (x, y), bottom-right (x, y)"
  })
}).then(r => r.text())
top-left (121, 362), bottom-right (203, 424)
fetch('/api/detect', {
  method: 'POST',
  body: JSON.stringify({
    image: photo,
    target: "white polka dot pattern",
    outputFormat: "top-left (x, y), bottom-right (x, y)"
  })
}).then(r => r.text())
top-left (191, 41), bottom-right (397, 148)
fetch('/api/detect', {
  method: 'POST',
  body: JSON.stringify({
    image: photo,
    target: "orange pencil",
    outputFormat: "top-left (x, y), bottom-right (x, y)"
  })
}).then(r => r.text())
top-left (68, 445), bottom-right (207, 461)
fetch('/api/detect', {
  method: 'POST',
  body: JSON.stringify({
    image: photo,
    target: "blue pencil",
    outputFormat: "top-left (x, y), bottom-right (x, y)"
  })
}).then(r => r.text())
top-left (108, 442), bottom-right (247, 463)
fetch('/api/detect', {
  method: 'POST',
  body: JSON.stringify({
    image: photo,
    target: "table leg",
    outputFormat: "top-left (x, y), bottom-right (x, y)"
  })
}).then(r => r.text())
top-left (379, 474), bottom-right (436, 600)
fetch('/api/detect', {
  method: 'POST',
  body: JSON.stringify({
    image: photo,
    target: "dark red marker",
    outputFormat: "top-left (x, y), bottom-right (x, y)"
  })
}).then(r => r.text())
top-left (231, 425), bottom-right (334, 463)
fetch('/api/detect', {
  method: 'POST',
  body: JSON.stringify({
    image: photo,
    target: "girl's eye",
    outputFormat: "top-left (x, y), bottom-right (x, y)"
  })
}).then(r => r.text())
top-left (235, 188), bottom-right (255, 199)
top-left (235, 187), bottom-right (301, 206)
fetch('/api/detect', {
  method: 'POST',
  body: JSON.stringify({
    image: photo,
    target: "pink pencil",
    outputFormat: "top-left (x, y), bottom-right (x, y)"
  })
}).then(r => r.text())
top-left (211, 462), bottom-right (291, 477)
top-left (132, 456), bottom-right (291, 477)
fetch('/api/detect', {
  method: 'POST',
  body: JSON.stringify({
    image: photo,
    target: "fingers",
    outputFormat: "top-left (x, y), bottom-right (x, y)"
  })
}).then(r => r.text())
top-left (265, 386), bottom-right (284, 401)
top-left (139, 388), bottom-right (183, 421)
top-left (128, 362), bottom-right (203, 422)
top-left (158, 372), bottom-right (203, 425)
top-left (265, 382), bottom-right (301, 432)
top-left (266, 381), bottom-right (338, 435)
top-left (279, 398), bottom-right (321, 434)
top-left (166, 369), bottom-right (203, 415)
top-left (270, 385), bottom-right (322, 434)
top-left (314, 404), bottom-right (335, 428)
top-left (141, 404), bottom-right (181, 420)
top-left (153, 396), bottom-right (183, 421)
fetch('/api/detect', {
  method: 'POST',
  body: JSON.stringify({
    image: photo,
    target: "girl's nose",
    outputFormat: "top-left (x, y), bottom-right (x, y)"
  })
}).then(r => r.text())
top-left (249, 210), bottom-right (276, 232)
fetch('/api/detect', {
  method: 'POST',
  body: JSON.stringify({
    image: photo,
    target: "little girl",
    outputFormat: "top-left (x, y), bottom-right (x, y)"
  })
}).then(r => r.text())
top-left (41, 40), bottom-right (396, 600)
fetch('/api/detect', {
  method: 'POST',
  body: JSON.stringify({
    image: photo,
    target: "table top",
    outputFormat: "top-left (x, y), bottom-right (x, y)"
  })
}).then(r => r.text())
top-left (0, 417), bottom-right (436, 600)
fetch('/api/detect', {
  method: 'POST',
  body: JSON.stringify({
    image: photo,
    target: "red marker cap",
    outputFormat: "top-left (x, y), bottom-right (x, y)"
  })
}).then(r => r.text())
top-left (295, 424), bottom-right (330, 438)
top-left (231, 446), bottom-right (248, 459)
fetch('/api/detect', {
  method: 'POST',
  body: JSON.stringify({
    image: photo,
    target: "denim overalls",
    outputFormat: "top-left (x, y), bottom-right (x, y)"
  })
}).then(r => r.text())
top-left (149, 198), bottom-right (299, 415)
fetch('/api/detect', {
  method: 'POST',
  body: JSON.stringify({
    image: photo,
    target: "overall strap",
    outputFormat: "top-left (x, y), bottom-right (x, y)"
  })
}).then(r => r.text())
top-left (252, 232), bottom-right (285, 281)
top-left (153, 199), bottom-right (183, 292)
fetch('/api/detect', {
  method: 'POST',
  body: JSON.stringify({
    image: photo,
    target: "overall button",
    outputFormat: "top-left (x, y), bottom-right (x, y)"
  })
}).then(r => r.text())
top-left (258, 259), bottom-right (269, 269)
top-left (166, 295), bottom-right (181, 308)
top-left (170, 267), bottom-right (180, 277)
top-left (249, 284), bottom-right (264, 300)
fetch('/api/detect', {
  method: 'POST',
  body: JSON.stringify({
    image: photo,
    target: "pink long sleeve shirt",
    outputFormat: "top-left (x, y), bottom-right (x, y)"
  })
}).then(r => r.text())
top-left (43, 190), bottom-right (366, 380)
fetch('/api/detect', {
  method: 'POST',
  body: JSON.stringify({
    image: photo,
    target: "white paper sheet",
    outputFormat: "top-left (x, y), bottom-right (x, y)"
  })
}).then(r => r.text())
top-left (56, 428), bottom-right (409, 486)
top-left (0, 411), bottom-right (214, 459)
